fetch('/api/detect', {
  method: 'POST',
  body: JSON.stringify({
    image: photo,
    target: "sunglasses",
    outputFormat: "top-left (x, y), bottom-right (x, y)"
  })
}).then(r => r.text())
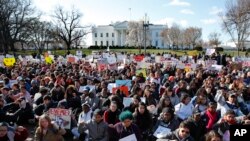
top-left (181, 130), bottom-right (190, 134)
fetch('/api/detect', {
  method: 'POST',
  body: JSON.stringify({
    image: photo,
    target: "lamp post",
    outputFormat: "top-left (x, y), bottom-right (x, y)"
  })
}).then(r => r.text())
top-left (143, 21), bottom-right (149, 55)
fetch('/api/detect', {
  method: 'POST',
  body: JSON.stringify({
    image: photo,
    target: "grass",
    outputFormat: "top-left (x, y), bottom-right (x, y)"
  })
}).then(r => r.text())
top-left (13, 48), bottom-right (247, 57)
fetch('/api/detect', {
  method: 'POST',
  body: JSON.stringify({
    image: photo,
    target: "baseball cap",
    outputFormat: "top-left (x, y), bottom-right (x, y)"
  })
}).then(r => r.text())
top-left (82, 102), bottom-right (91, 108)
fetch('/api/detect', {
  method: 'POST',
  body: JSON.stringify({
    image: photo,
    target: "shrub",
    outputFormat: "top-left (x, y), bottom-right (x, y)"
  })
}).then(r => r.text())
top-left (194, 46), bottom-right (203, 51)
top-left (215, 47), bottom-right (224, 52)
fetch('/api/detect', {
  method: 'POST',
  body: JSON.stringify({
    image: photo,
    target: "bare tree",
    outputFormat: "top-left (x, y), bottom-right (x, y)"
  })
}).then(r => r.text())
top-left (161, 24), bottom-right (172, 49)
top-left (126, 21), bottom-right (151, 53)
top-left (0, 0), bottom-right (36, 53)
top-left (52, 6), bottom-right (88, 51)
top-left (184, 27), bottom-right (202, 49)
top-left (168, 23), bottom-right (182, 50)
top-left (208, 32), bottom-right (221, 47)
top-left (25, 19), bottom-right (54, 54)
top-left (220, 0), bottom-right (250, 55)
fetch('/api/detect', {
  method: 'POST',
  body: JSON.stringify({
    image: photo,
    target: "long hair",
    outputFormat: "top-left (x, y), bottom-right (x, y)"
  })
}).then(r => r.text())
top-left (38, 114), bottom-right (53, 129)
top-left (38, 114), bottom-right (53, 141)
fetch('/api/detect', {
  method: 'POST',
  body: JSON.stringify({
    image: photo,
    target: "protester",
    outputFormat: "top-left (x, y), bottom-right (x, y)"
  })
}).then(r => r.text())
top-left (156, 120), bottom-right (194, 141)
top-left (202, 130), bottom-right (222, 141)
top-left (34, 114), bottom-right (66, 141)
top-left (113, 110), bottom-right (142, 141)
top-left (78, 109), bottom-right (108, 141)
top-left (1, 51), bottom-right (250, 140)
top-left (133, 102), bottom-right (153, 139)
top-left (0, 122), bottom-right (29, 141)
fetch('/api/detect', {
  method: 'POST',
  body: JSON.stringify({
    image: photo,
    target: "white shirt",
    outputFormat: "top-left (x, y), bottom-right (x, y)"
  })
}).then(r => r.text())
top-left (78, 110), bottom-right (92, 124)
top-left (175, 102), bottom-right (194, 120)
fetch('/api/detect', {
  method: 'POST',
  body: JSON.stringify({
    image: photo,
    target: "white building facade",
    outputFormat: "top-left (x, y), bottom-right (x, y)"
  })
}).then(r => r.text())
top-left (91, 21), bottom-right (167, 48)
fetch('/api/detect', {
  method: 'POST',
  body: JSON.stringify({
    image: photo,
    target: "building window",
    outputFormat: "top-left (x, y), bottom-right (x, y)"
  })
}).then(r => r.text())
top-left (161, 41), bottom-right (164, 47)
top-left (112, 33), bottom-right (114, 37)
top-left (106, 33), bottom-right (109, 37)
top-left (95, 41), bottom-right (97, 46)
top-left (95, 33), bottom-right (97, 37)
top-left (101, 41), bottom-right (103, 46)
top-left (155, 40), bottom-right (158, 46)
top-left (106, 41), bottom-right (109, 46)
top-left (100, 33), bottom-right (103, 37)
top-left (156, 32), bottom-right (159, 37)
top-left (112, 41), bottom-right (114, 46)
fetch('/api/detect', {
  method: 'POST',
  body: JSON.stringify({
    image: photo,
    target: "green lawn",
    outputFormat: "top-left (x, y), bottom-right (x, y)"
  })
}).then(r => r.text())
top-left (14, 49), bottom-right (247, 57)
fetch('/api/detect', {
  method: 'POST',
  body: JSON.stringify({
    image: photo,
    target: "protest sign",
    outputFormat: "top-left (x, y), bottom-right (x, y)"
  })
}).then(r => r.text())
top-left (18, 55), bottom-right (23, 61)
top-left (45, 57), bottom-right (53, 64)
top-left (112, 85), bottom-right (129, 96)
top-left (122, 97), bottom-right (133, 107)
top-left (137, 62), bottom-right (151, 69)
top-left (115, 80), bottom-right (132, 88)
top-left (67, 56), bottom-right (76, 63)
top-left (76, 50), bottom-right (82, 57)
top-left (205, 60), bottom-right (217, 68)
top-left (3, 58), bottom-right (16, 67)
top-left (107, 56), bottom-right (117, 64)
top-left (9, 80), bottom-right (18, 88)
top-left (119, 133), bottom-right (137, 141)
top-left (48, 108), bottom-right (72, 129)
top-left (133, 55), bottom-right (144, 62)
top-left (79, 85), bottom-right (95, 93)
top-left (242, 61), bottom-right (250, 67)
top-left (117, 55), bottom-right (126, 62)
top-left (155, 56), bottom-right (163, 63)
top-left (108, 83), bottom-right (116, 93)
top-left (206, 49), bottom-right (215, 56)
top-left (153, 126), bottom-right (171, 139)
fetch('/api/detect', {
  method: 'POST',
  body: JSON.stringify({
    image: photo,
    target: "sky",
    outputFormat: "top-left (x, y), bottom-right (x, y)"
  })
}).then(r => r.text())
top-left (33, 0), bottom-right (229, 46)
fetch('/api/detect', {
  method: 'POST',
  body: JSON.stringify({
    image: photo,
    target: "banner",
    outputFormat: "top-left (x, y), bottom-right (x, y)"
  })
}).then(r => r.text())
top-left (107, 56), bottom-right (117, 64)
top-left (45, 57), bottom-right (53, 64)
top-left (112, 85), bottom-right (129, 96)
top-left (115, 80), bottom-right (132, 88)
top-left (48, 108), bottom-right (72, 129)
top-left (205, 60), bottom-right (217, 68)
top-left (122, 97), bottom-right (133, 107)
top-left (76, 50), bottom-right (82, 57)
top-left (67, 56), bottom-right (75, 63)
top-left (3, 58), bottom-right (16, 67)
top-left (206, 49), bottom-right (215, 56)
top-left (133, 55), bottom-right (144, 62)
top-left (117, 55), bottom-right (126, 62)
top-left (242, 61), bottom-right (250, 67)
top-left (137, 62), bottom-right (151, 69)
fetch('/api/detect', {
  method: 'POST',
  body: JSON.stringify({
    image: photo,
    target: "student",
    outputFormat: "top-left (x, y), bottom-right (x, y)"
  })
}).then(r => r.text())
top-left (156, 121), bottom-right (194, 141)
top-left (203, 130), bottom-right (222, 141)
top-left (113, 110), bottom-right (142, 141)
top-left (154, 107), bottom-right (180, 133)
top-left (175, 93), bottom-right (194, 121)
top-left (71, 102), bottom-right (92, 140)
top-left (78, 109), bottom-right (108, 141)
top-left (0, 122), bottom-right (28, 141)
top-left (34, 114), bottom-right (66, 141)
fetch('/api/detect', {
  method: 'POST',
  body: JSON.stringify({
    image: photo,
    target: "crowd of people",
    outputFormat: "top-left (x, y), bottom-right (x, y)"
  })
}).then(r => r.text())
top-left (0, 51), bottom-right (250, 141)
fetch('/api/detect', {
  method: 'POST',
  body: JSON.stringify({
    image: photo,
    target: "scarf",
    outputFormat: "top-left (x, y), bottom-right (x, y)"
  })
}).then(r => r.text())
top-left (205, 110), bottom-right (217, 130)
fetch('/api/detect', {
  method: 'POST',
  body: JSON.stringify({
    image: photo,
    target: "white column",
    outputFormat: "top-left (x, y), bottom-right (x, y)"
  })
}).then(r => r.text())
top-left (121, 30), bottom-right (125, 46)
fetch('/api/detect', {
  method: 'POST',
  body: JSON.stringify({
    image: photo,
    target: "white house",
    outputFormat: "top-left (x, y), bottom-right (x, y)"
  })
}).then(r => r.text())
top-left (91, 21), bottom-right (167, 48)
